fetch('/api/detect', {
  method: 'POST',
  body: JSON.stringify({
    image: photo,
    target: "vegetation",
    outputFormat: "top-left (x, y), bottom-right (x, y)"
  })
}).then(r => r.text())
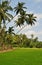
top-left (0, 0), bottom-right (42, 50)
top-left (0, 1), bottom-right (42, 65)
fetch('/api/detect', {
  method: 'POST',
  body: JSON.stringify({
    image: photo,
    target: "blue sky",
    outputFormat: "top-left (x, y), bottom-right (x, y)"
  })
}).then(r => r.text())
top-left (6, 0), bottom-right (42, 41)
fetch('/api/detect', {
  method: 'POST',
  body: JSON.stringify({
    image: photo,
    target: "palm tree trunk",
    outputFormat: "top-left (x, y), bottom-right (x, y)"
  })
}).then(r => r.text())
top-left (16, 24), bottom-right (27, 34)
top-left (6, 14), bottom-right (16, 25)
top-left (5, 14), bottom-right (28, 34)
top-left (0, 23), bottom-right (1, 29)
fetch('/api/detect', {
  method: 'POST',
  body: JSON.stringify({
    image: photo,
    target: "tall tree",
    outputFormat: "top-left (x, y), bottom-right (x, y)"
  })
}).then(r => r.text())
top-left (0, 0), bottom-right (13, 28)
top-left (0, 1), bottom-right (13, 49)
top-left (15, 13), bottom-right (37, 33)
top-left (14, 2), bottom-right (37, 34)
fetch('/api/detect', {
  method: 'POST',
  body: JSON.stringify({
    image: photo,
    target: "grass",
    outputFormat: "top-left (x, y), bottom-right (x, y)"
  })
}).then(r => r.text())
top-left (0, 48), bottom-right (42, 65)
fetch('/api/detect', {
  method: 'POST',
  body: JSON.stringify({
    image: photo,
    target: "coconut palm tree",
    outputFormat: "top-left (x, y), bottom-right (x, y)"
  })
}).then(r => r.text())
top-left (0, 0), bottom-right (13, 28)
top-left (6, 27), bottom-right (15, 35)
top-left (14, 2), bottom-right (37, 34)
top-left (15, 13), bottom-right (37, 33)
top-left (14, 2), bottom-right (27, 15)
top-left (13, 2), bottom-right (27, 28)
top-left (26, 14), bottom-right (37, 25)
top-left (15, 11), bottom-right (27, 26)
top-left (0, 1), bottom-right (13, 49)
top-left (16, 12), bottom-right (36, 33)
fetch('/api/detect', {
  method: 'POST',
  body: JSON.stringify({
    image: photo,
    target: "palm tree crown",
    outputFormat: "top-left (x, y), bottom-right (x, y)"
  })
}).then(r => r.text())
top-left (15, 11), bottom-right (36, 26)
top-left (14, 2), bottom-right (27, 15)
top-left (6, 27), bottom-right (15, 35)
top-left (26, 14), bottom-right (37, 25)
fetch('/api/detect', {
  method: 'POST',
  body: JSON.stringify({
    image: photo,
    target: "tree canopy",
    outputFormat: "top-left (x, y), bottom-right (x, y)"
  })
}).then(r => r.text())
top-left (1, 1), bottom-right (42, 50)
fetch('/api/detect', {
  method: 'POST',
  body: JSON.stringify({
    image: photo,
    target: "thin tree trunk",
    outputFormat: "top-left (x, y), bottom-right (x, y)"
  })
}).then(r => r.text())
top-left (16, 24), bottom-right (27, 34)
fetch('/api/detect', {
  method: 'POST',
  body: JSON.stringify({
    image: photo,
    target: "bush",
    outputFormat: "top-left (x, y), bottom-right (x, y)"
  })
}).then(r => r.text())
top-left (36, 42), bottom-right (42, 48)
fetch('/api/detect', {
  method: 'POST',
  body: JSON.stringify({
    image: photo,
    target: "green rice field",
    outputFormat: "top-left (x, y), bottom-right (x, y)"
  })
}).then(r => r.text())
top-left (0, 48), bottom-right (42, 65)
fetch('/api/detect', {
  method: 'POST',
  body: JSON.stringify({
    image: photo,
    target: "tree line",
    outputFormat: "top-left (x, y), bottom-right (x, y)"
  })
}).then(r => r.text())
top-left (0, 0), bottom-right (42, 50)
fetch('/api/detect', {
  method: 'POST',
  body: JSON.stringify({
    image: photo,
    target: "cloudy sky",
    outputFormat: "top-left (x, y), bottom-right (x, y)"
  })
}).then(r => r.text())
top-left (7, 0), bottom-right (42, 41)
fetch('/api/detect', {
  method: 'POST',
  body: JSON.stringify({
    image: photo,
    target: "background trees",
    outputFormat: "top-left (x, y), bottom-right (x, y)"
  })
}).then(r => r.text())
top-left (0, 0), bottom-right (42, 49)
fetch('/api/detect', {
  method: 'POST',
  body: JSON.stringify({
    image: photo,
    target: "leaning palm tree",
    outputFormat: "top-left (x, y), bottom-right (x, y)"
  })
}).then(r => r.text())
top-left (15, 12), bottom-right (37, 33)
top-left (13, 2), bottom-right (36, 34)
top-left (12, 2), bottom-right (27, 28)
top-left (0, 0), bottom-right (13, 28)
top-left (0, 1), bottom-right (13, 49)
top-left (15, 11), bottom-right (27, 26)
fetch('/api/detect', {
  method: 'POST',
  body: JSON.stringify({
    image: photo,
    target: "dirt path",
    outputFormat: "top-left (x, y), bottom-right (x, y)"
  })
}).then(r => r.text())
top-left (0, 48), bottom-right (15, 53)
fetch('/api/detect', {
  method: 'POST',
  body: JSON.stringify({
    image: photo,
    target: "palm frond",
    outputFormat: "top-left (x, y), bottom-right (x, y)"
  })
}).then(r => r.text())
top-left (14, 2), bottom-right (26, 15)
top-left (6, 13), bottom-right (13, 19)
top-left (23, 7), bottom-right (27, 9)
top-left (6, 6), bottom-right (13, 11)
top-left (33, 19), bottom-right (36, 22)
top-left (2, 1), bottom-right (9, 7)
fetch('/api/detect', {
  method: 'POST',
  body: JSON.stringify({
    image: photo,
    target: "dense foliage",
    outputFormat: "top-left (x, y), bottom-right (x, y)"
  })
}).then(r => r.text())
top-left (0, 0), bottom-right (42, 50)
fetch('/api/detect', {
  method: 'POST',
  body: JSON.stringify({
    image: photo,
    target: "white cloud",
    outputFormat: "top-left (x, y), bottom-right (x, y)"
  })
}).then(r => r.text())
top-left (36, 31), bottom-right (42, 35)
top-left (24, 30), bottom-right (42, 41)
top-left (25, 30), bottom-right (36, 36)
top-left (35, 14), bottom-right (42, 20)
